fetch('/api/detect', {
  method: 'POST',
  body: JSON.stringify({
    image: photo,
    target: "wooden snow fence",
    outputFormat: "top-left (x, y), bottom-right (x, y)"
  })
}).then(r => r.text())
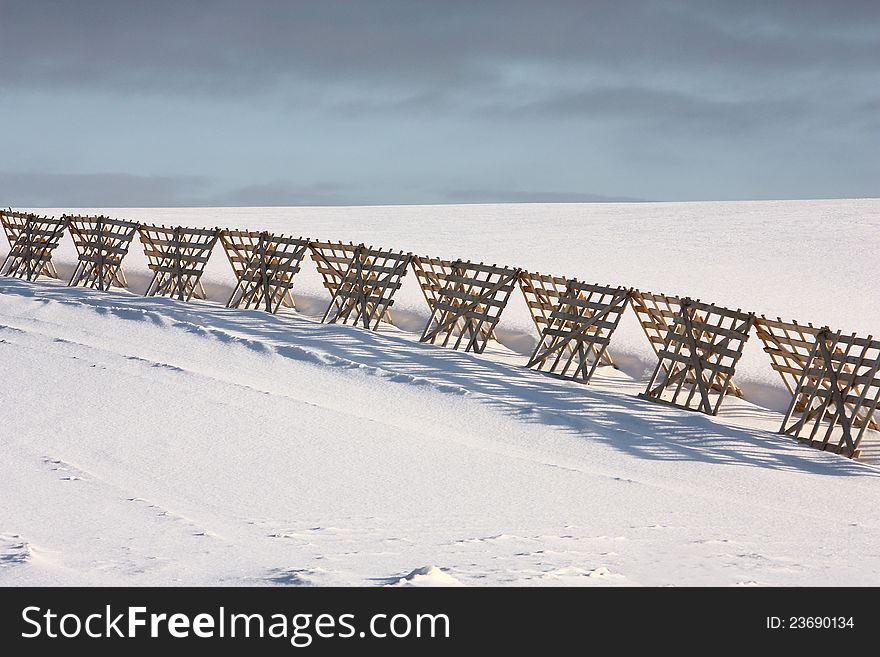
top-left (3, 204), bottom-right (879, 464)
top-left (755, 317), bottom-right (869, 422)
top-left (410, 254), bottom-right (454, 310)
top-left (219, 229), bottom-right (309, 313)
top-left (1, 209), bottom-right (59, 278)
top-left (764, 321), bottom-right (880, 459)
top-left (308, 240), bottom-right (358, 298)
top-left (518, 271), bottom-right (617, 369)
top-left (322, 245), bottom-right (412, 330)
top-left (639, 298), bottom-right (754, 415)
top-left (524, 276), bottom-right (630, 383)
top-left (411, 254), bottom-right (493, 344)
top-left (630, 289), bottom-right (744, 398)
top-left (0, 210), bottom-right (68, 281)
top-left (309, 240), bottom-right (407, 327)
top-left (420, 261), bottom-right (520, 353)
top-left (66, 215), bottom-right (139, 290)
top-left (138, 225), bottom-right (220, 301)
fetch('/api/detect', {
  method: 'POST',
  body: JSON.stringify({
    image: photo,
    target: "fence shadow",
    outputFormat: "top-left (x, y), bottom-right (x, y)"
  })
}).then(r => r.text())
top-left (2, 277), bottom-right (877, 479)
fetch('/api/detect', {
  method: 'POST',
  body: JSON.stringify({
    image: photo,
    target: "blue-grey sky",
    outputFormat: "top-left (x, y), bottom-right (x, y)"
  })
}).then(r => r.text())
top-left (1, 0), bottom-right (878, 206)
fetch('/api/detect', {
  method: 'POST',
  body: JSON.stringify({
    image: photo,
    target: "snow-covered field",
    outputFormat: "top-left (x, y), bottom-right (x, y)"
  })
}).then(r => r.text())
top-left (1, 199), bottom-right (879, 586)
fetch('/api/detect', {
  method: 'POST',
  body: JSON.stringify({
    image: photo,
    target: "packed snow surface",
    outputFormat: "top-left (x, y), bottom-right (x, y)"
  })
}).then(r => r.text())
top-left (1, 199), bottom-right (879, 586)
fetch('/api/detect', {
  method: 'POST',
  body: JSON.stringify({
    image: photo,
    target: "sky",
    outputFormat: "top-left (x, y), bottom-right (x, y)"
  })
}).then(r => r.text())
top-left (1, 0), bottom-right (878, 206)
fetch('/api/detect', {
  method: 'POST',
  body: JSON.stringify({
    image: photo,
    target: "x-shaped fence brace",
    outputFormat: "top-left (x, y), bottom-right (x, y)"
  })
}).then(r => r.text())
top-left (420, 260), bottom-right (521, 354)
top-left (67, 215), bottom-right (139, 290)
top-left (630, 289), bottom-right (744, 398)
top-left (526, 280), bottom-right (631, 383)
top-left (411, 254), bottom-right (495, 344)
top-left (0, 211), bottom-right (68, 282)
top-left (323, 245), bottom-right (412, 330)
top-left (755, 316), bottom-right (879, 431)
top-left (310, 241), bottom-right (393, 325)
top-left (220, 229), bottom-right (309, 313)
top-left (779, 327), bottom-right (880, 458)
top-left (640, 298), bottom-right (754, 415)
top-left (519, 271), bottom-right (617, 369)
top-left (138, 225), bottom-right (220, 301)
top-left (1, 209), bottom-right (60, 279)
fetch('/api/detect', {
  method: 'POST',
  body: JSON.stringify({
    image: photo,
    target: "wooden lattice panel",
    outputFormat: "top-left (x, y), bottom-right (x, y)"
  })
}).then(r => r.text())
top-left (412, 254), bottom-right (494, 343)
top-left (754, 316), bottom-right (821, 401)
top-left (630, 289), bottom-right (743, 397)
top-left (67, 215), bottom-right (139, 290)
top-left (410, 254), bottom-right (454, 309)
top-left (527, 281), bottom-right (631, 383)
top-left (0, 209), bottom-right (62, 279)
top-left (0, 209), bottom-right (23, 245)
top-left (779, 328), bottom-right (880, 458)
top-left (323, 245), bottom-right (412, 330)
top-left (629, 289), bottom-right (682, 354)
top-left (420, 261), bottom-right (521, 354)
top-left (219, 229), bottom-right (309, 313)
top-left (519, 271), bottom-right (615, 368)
top-left (753, 316), bottom-right (879, 432)
top-left (0, 212), bottom-right (68, 281)
top-left (640, 298), bottom-right (754, 415)
top-left (1, 210), bottom-right (55, 276)
top-left (138, 225), bottom-right (220, 301)
top-left (308, 240), bottom-right (359, 298)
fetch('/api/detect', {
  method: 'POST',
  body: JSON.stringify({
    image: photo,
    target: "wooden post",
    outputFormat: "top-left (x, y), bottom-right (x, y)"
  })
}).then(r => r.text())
top-left (96, 216), bottom-right (106, 291)
top-left (173, 226), bottom-right (184, 301)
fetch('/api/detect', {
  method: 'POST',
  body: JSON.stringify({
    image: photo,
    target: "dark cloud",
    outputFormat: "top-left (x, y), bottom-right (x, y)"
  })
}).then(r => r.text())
top-left (0, 1), bottom-right (877, 203)
top-left (3, 1), bottom-right (878, 96)
top-left (3, 0), bottom-right (860, 145)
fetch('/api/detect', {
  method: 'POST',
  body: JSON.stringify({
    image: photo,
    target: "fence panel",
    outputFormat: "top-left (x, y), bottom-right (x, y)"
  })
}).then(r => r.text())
top-left (526, 280), bottom-right (630, 383)
top-left (220, 229), bottom-right (309, 313)
top-left (67, 215), bottom-right (139, 290)
top-left (323, 245), bottom-right (411, 330)
top-left (779, 328), bottom-right (880, 458)
top-left (0, 211), bottom-right (68, 281)
top-left (138, 225), bottom-right (220, 301)
top-left (420, 261), bottom-right (520, 354)
top-left (640, 298), bottom-right (754, 415)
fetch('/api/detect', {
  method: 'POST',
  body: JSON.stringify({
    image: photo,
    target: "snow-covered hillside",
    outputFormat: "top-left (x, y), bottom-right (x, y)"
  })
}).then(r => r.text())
top-left (1, 200), bottom-right (879, 586)
top-left (19, 198), bottom-right (880, 410)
